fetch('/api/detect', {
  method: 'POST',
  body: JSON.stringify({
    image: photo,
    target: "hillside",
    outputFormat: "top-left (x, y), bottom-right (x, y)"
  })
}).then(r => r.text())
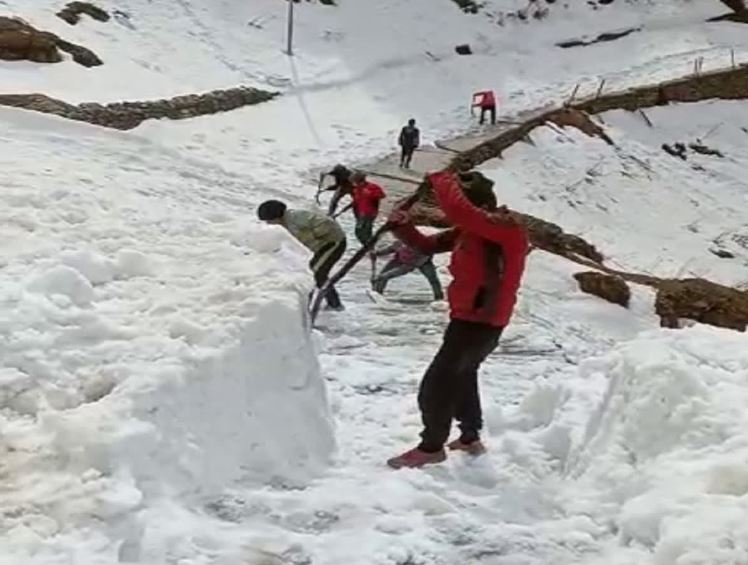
top-left (1, 1), bottom-right (748, 564)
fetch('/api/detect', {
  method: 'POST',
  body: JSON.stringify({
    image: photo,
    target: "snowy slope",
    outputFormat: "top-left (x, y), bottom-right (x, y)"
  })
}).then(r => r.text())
top-left (2, 0), bottom-right (748, 563)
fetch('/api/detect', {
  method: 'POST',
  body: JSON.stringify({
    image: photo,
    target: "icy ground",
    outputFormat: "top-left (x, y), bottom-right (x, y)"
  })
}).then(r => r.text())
top-left (2, 0), bottom-right (748, 563)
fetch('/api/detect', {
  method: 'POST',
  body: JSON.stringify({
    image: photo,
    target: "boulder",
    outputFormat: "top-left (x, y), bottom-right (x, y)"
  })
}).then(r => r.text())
top-left (574, 271), bottom-right (631, 308)
top-left (0, 16), bottom-right (101, 66)
top-left (0, 17), bottom-right (62, 63)
top-left (655, 278), bottom-right (748, 332)
top-left (57, 2), bottom-right (110, 25)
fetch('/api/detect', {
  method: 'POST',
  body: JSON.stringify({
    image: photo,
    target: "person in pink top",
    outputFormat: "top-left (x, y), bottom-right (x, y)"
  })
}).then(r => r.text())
top-left (473, 90), bottom-right (497, 125)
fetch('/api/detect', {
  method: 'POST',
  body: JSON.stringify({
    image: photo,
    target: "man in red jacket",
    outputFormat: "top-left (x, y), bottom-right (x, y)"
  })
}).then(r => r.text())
top-left (351, 171), bottom-right (386, 244)
top-left (386, 170), bottom-right (529, 469)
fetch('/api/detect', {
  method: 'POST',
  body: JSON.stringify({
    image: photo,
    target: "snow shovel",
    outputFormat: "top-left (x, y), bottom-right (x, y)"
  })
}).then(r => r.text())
top-left (308, 189), bottom-right (424, 324)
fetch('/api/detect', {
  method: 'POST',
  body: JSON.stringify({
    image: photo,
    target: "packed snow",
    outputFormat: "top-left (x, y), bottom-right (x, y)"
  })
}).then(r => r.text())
top-left (2, 0), bottom-right (748, 564)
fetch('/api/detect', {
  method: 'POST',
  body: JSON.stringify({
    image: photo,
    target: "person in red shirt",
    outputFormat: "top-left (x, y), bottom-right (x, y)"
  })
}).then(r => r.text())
top-left (351, 171), bottom-right (386, 244)
top-left (385, 170), bottom-right (529, 469)
top-left (472, 90), bottom-right (497, 125)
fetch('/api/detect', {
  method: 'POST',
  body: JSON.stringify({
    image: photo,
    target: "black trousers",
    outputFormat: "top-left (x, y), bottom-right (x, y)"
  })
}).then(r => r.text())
top-left (400, 145), bottom-right (416, 167)
top-left (355, 216), bottom-right (375, 245)
top-left (310, 239), bottom-right (346, 308)
top-left (480, 105), bottom-right (496, 125)
top-left (418, 319), bottom-right (503, 452)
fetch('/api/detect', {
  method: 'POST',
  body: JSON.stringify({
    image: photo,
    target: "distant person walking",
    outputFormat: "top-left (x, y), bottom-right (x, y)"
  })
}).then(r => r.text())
top-left (257, 200), bottom-right (347, 311)
top-left (351, 171), bottom-right (386, 245)
top-left (398, 119), bottom-right (420, 169)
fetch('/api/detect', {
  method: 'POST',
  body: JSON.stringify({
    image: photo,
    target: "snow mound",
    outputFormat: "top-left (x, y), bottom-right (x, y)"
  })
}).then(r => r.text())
top-left (27, 264), bottom-right (95, 306)
top-left (0, 108), bottom-right (334, 562)
top-left (567, 327), bottom-right (748, 565)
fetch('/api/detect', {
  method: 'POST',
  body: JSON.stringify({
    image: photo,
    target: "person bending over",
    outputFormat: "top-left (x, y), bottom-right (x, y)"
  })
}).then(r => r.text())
top-left (258, 200), bottom-right (347, 311)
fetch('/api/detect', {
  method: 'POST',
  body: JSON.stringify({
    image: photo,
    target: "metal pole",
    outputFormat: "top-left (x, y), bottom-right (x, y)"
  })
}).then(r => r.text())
top-left (286, 0), bottom-right (294, 56)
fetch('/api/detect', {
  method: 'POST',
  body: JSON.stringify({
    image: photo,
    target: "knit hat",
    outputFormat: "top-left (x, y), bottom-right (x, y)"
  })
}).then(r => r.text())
top-left (458, 171), bottom-right (497, 210)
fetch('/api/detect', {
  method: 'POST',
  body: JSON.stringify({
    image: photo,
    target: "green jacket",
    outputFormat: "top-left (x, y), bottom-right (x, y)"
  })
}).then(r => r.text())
top-left (283, 209), bottom-right (345, 254)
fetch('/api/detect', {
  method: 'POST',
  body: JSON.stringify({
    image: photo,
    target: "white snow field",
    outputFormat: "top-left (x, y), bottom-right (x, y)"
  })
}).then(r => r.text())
top-left (1, 0), bottom-right (748, 564)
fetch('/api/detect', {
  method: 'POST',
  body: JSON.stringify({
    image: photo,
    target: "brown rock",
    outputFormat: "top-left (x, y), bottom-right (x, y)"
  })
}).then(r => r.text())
top-left (56, 38), bottom-right (103, 67)
top-left (57, 2), bottom-right (110, 25)
top-left (655, 278), bottom-right (748, 332)
top-left (0, 16), bottom-right (101, 67)
top-left (574, 271), bottom-right (631, 308)
top-left (0, 17), bottom-right (62, 63)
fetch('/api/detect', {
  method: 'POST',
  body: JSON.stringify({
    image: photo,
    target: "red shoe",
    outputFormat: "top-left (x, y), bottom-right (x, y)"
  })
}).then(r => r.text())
top-left (447, 439), bottom-right (487, 456)
top-left (386, 447), bottom-right (446, 469)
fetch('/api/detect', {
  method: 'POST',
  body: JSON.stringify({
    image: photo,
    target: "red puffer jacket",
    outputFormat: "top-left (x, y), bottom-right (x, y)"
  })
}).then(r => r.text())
top-left (353, 181), bottom-right (386, 218)
top-left (475, 90), bottom-right (496, 109)
top-left (393, 171), bottom-right (528, 327)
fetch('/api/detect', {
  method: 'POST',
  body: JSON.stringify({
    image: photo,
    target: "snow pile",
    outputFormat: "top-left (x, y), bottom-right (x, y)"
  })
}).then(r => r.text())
top-left (0, 109), bottom-right (334, 562)
top-left (565, 327), bottom-right (748, 565)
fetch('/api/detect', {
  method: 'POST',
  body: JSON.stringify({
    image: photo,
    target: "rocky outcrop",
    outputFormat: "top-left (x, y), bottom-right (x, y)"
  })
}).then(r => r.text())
top-left (656, 279), bottom-right (748, 332)
top-left (0, 17), bottom-right (61, 63)
top-left (57, 2), bottom-right (110, 25)
top-left (574, 271), bottom-right (631, 307)
top-left (0, 87), bottom-right (278, 130)
top-left (0, 16), bottom-right (102, 67)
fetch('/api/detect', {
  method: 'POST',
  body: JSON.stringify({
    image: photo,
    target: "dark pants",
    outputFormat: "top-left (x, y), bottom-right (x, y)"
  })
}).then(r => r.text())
top-left (373, 258), bottom-right (443, 299)
top-left (417, 319), bottom-right (503, 452)
top-left (400, 145), bottom-right (416, 168)
top-left (355, 216), bottom-right (375, 245)
top-left (480, 105), bottom-right (496, 125)
top-left (310, 239), bottom-right (346, 308)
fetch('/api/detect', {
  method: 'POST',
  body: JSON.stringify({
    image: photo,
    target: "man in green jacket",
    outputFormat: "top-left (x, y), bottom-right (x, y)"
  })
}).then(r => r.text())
top-left (258, 200), bottom-right (346, 310)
